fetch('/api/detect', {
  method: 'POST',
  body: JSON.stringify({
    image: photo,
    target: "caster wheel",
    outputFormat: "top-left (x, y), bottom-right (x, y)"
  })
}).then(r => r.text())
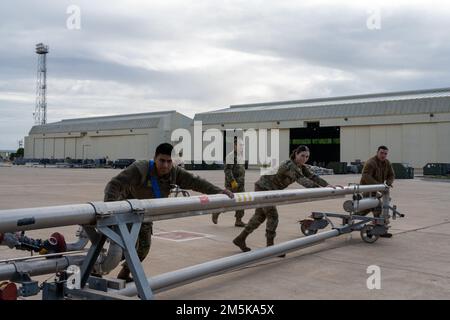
top-left (300, 219), bottom-right (318, 236)
top-left (360, 225), bottom-right (379, 243)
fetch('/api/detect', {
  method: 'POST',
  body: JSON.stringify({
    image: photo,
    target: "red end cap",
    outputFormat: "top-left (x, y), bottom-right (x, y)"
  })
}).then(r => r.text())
top-left (0, 282), bottom-right (18, 300)
top-left (50, 232), bottom-right (67, 253)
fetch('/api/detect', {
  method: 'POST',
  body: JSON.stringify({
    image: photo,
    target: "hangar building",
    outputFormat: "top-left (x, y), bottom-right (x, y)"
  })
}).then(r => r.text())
top-left (24, 111), bottom-right (192, 161)
top-left (194, 87), bottom-right (450, 169)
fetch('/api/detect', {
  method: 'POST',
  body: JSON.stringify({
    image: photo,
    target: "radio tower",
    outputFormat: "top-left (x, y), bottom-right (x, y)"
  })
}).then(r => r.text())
top-left (34, 43), bottom-right (49, 125)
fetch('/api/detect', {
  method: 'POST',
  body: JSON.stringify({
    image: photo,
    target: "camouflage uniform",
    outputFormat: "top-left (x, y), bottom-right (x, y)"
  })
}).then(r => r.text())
top-left (359, 155), bottom-right (395, 217)
top-left (221, 151), bottom-right (246, 219)
top-left (233, 159), bottom-right (329, 251)
top-left (104, 160), bottom-right (223, 273)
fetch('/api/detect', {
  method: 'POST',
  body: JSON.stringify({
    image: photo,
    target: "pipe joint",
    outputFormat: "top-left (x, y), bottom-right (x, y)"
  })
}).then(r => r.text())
top-left (125, 200), bottom-right (145, 215)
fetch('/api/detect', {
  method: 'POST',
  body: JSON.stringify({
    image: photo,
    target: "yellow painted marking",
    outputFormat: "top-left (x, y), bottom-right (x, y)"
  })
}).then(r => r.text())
top-left (236, 193), bottom-right (253, 202)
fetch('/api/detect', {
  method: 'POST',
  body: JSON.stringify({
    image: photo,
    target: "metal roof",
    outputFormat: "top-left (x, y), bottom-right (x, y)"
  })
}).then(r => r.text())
top-left (30, 111), bottom-right (176, 134)
top-left (195, 87), bottom-right (450, 124)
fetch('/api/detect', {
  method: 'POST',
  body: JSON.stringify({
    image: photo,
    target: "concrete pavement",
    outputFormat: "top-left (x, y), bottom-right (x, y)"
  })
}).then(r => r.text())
top-left (0, 166), bottom-right (449, 299)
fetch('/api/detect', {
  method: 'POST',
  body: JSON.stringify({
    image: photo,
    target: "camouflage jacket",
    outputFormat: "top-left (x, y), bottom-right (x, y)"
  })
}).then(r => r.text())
top-left (255, 159), bottom-right (329, 191)
top-left (224, 151), bottom-right (246, 184)
top-left (104, 160), bottom-right (223, 201)
top-left (360, 156), bottom-right (395, 186)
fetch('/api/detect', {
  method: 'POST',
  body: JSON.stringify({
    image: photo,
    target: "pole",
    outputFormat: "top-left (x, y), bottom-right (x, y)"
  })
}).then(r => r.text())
top-left (0, 255), bottom-right (85, 281)
top-left (116, 229), bottom-right (340, 297)
top-left (0, 185), bottom-right (388, 234)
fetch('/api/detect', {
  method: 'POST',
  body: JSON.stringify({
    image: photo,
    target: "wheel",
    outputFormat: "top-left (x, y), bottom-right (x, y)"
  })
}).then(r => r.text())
top-left (300, 219), bottom-right (318, 236)
top-left (360, 225), bottom-right (379, 243)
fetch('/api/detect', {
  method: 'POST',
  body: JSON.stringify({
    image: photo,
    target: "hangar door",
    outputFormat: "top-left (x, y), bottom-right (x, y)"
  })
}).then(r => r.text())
top-left (290, 122), bottom-right (340, 167)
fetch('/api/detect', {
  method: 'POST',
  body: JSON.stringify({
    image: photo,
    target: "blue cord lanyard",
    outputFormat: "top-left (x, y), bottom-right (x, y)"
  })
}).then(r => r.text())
top-left (148, 160), bottom-right (162, 198)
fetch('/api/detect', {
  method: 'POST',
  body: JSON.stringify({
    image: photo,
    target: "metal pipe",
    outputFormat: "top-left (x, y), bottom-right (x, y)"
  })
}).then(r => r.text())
top-left (66, 227), bottom-right (90, 251)
top-left (0, 250), bottom-right (86, 264)
top-left (0, 255), bottom-right (85, 281)
top-left (0, 185), bottom-right (388, 234)
top-left (92, 242), bottom-right (123, 275)
top-left (0, 204), bottom-right (98, 234)
top-left (140, 185), bottom-right (387, 220)
top-left (342, 198), bottom-right (381, 213)
top-left (116, 229), bottom-right (340, 297)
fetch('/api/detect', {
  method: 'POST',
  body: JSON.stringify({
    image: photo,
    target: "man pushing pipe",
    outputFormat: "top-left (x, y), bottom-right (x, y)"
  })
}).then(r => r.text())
top-left (359, 146), bottom-right (396, 238)
top-left (103, 143), bottom-right (234, 282)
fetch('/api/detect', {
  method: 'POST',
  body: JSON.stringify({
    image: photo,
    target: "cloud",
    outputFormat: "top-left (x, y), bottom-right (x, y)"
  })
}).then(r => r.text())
top-left (1, 0), bottom-right (450, 149)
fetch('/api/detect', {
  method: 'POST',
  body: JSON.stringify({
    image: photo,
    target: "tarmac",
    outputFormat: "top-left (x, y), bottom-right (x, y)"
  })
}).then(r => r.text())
top-left (0, 166), bottom-right (449, 299)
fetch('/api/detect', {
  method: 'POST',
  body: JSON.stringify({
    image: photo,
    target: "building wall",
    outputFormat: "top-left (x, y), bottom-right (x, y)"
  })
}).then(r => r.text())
top-left (279, 129), bottom-right (290, 163)
top-left (24, 112), bottom-right (193, 161)
top-left (340, 122), bottom-right (450, 168)
top-left (24, 110), bottom-right (450, 169)
top-left (65, 138), bottom-right (76, 159)
top-left (437, 122), bottom-right (450, 162)
top-left (34, 138), bottom-right (44, 158)
top-left (25, 128), bottom-right (168, 161)
top-left (199, 118), bottom-right (450, 169)
top-left (54, 138), bottom-right (65, 159)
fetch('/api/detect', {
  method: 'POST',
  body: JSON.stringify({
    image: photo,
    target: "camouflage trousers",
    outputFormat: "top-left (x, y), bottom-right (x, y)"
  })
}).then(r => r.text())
top-left (244, 185), bottom-right (278, 240)
top-left (223, 180), bottom-right (245, 219)
top-left (121, 222), bottom-right (152, 270)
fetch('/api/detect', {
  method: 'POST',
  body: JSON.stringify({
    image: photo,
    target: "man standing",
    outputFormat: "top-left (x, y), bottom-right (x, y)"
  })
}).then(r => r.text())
top-left (104, 143), bottom-right (234, 282)
top-left (360, 145), bottom-right (395, 237)
top-left (212, 137), bottom-right (246, 227)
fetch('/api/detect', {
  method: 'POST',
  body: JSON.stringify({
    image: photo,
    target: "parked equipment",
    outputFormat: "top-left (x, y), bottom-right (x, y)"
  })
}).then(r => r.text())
top-left (423, 163), bottom-right (450, 176)
top-left (392, 163), bottom-right (414, 179)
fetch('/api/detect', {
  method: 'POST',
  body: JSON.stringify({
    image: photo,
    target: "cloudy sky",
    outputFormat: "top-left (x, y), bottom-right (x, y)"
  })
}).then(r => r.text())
top-left (1, 0), bottom-right (450, 149)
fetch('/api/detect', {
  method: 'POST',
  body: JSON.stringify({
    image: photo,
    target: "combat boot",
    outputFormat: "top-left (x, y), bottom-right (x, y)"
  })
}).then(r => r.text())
top-left (233, 230), bottom-right (251, 252)
top-left (234, 218), bottom-right (246, 227)
top-left (117, 266), bottom-right (133, 283)
top-left (212, 213), bottom-right (219, 224)
top-left (380, 232), bottom-right (393, 238)
top-left (266, 237), bottom-right (285, 258)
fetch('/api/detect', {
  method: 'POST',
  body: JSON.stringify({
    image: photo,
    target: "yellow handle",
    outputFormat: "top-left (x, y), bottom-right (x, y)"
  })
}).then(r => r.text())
top-left (231, 180), bottom-right (238, 190)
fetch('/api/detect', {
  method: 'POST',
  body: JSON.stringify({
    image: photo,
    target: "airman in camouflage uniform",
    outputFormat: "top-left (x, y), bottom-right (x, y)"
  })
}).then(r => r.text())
top-left (104, 143), bottom-right (233, 282)
top-left (212, 139), bottom-right (246, 227)
top-left (360, 150), bottom-right (395, 191)
top-left (359, 145), bottom-right (395, 238)
top-left (233, 145), bottom-right (332, 256)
